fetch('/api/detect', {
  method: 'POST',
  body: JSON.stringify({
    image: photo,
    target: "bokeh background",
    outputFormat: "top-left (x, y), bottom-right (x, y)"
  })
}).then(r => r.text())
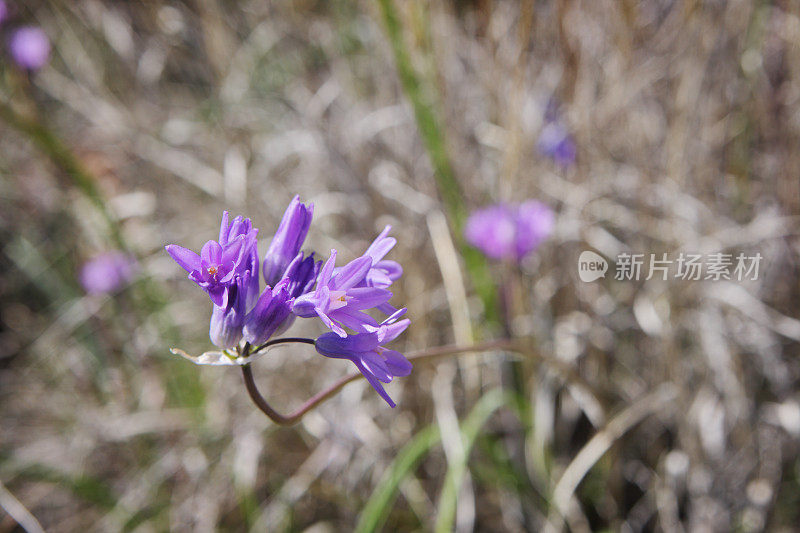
top-left (1, 1), bottom-right (800, 531)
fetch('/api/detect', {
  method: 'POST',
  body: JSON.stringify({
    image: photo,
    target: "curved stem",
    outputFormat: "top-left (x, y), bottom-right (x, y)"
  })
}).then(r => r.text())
top-left (241, 338), bottom-right (527, 426)
top-left (241, 364), bottom-right (294, 425)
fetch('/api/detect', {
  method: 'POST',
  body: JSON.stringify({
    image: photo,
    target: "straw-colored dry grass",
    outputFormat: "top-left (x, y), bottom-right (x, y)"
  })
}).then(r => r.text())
top-left (1, 1), bottom-right (799, 531)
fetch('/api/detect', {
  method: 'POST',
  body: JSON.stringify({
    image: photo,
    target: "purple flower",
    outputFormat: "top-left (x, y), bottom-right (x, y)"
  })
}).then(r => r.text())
top-left (9, 26), bottom-right (50, 71)
top-left (242, 254), bottom-right (318, 343)
top-left (79, 252), bottom-right (136, 294)
top-left (262, 196), bottom-right (313, 287)
top-left (164, 197), bottom-right (410, 382)
top-left (281, 251), bottom-right (321, 298)
top-left (537, 122), bottom-right (576, 167)
top-left (165, 212), bottom-right (258, 307)
top-left (465, 201), bottom-right (554, 261)
top-left (292, 250), bottom-right (391, 337)
top-left (356, 225), bottom-right (403, 316)
top-left (315, 311), bottom-right (411, 407)
top-left (361, 225), bottom-right (403, 289)
top-left (242, 284), bottom-right (292, 346)
top-left (209, 270), bottom-right (253, 348)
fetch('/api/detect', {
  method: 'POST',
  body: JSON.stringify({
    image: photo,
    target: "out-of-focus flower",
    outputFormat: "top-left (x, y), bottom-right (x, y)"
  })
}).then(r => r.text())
top-left (209, 270), bottom-right (252, 348)
top-left (315, 310), bottom-right (411, 407)
top-left (165, 212), bottom-right (258, 307)
top-left (262, 196), bottom-right (314, 287)
top-left (537, 121), bottom-right (576, 167)
top-left (79, 252), bottom-right (136, 294)
top-left (465, 200), bottom-right (554, 261)
top-left (293, 250), bottom-right (391, 337)
top-left (9, 26), bottom-right (50, 71)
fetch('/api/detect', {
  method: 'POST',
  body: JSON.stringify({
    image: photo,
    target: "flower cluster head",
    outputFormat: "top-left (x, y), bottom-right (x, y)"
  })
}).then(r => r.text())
top-left (166, 196), bottom-right (411, 406)
top-left (465, 200), bottom-right (554, 262)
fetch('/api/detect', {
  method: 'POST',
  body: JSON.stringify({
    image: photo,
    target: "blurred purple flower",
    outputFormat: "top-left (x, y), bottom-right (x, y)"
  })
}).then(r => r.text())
top-left (165, 212), bottom-right (258, 307)
top-left (293, 249), bottom-right (391, 337)
top-left (79, 252), bottom-right (136, 294)
top-left (465, 200), bottom-right (554, 261)
top-left (537, 122), bottom-right (576, 167)
top-left (315, 310), bottom-right (411, 407)
top-left (9, 26), bottom-right (50, 71)
top-left (262, 196), bottom-right (313, 287)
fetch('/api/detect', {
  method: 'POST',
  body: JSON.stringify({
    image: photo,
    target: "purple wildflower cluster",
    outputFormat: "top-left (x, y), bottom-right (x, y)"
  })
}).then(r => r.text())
top-left (0, 3), bottom-right (51, 71)
top-left (166, 196), bottom-right (411, 407)
top-left (465, 200), bottom-right (554, 262)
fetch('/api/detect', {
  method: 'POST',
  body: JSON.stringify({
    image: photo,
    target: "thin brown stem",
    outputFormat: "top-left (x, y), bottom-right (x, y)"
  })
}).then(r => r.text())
top-left (241, 338), bottom-right (536, 426)
top-left (241, 364), bottom-right (294, 425)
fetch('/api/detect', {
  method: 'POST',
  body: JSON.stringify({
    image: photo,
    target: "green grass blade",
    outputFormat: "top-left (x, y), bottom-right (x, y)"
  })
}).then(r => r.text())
top-left (355, 424), bottom-right (442, 533)
top-left (375, 0), bottom-right (499, 324)
top-left (434, 389), bottom-right (510, 533)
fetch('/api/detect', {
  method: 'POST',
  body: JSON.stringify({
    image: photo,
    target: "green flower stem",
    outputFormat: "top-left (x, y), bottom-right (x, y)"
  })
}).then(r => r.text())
top-left (375, 0), bottom-right (499, 324)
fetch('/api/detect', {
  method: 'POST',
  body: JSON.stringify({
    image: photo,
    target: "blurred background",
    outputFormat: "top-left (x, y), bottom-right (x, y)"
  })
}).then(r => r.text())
top-left (1, 1), bottom-right (799, 531)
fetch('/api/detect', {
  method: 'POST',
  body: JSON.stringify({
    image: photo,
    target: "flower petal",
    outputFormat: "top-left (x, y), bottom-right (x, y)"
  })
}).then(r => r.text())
top-left (315, 331), bottom-right (381, 356)
top-left (165, 244), bottom-right (202, 273)
top-left (381, 307), bottom-right (407, 324)
top-left (317, 307), bottom-right (347, 337)
top-left (382, 349), bottom-right (412, 377)
top-left (346, 287), bottom-right (392, 310)
top-left (292, 294), bottom-right (319, 317)
top-left (333, 256), bottom-right (372, 290)
top-left (318, 250), bottom-right (337, 287)
top-left (332, 307), bottom-right (379, 332)
top-left (359, 351), bottom-right (392, 383)
top-left (366, 269), bottom-right (392, 288)
top-left (377, 318), bottom-right (410, 343)
top-left (207, 285), bottom-right (226, 307)
top-left (353, 359), bottom-right (396, 407)
top-left (375, 260), bottom-right (403, 281)
top-left (221, 235), bottom-right (244, 265)
top-left (218, 211), bottom-right (230, 245)
top-left (364, 226), bottom-right (396, 262)
top-left (201, 240), bottom-right (223, 265)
